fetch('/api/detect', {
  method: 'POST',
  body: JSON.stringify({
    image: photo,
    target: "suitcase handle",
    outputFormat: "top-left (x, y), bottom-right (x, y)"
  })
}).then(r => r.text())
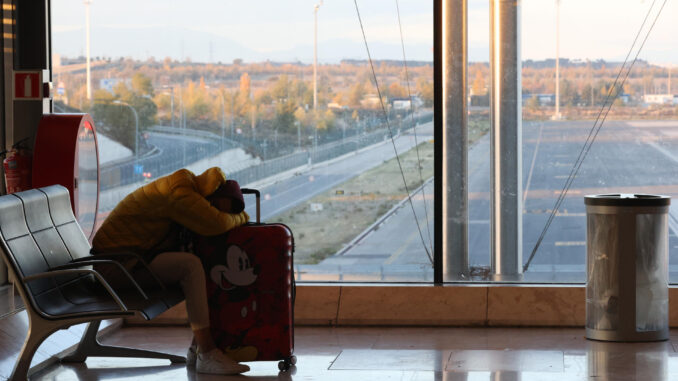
top-left (241, 188), bottom-right (261, 223)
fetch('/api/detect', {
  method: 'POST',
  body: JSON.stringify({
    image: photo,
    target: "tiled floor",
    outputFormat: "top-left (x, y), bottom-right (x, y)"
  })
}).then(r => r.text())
top-left (0, 308), bottom-right (118, 381)
top-left (28, 326), bottom-right (678, 380)
top-left (0, 285), bottom-right (22, 319)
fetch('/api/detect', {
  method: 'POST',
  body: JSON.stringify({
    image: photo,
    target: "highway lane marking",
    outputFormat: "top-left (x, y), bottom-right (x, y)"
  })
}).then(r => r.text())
top-left (669, 206), bottom-right (678, 238)
top-left (262, 175), bottom-right (350, 218)
top-left (471, 185), bottom-right (678, 201)
top-left (523, 122), bottom-right (545, 203)
top-left (260, 133), bottom-right (426, 218)
top-left (525, 210), bottom-right (585, 216)
top-left (382, 190), bottom-right (435, 265)
top-left (642, 138), bottom-right (678, 237)
top-left (384, 228), bottom-right (420, 265)
top-left (627, 121), bottom-right (678, 128)
top-left (646, 140), bottom-right (678, 164)
top-left (555, 241), bottom-right (585, 246)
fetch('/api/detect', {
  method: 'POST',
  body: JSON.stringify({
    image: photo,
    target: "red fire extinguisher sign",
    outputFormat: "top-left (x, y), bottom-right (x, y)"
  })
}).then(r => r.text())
top-left (13, 71), bottom-right (42, 100)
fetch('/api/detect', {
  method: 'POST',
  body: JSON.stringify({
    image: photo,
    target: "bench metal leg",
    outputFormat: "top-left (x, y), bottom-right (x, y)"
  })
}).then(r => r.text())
top-left (10, 318), bottom-right (61, 381)
top-left (60, 320), bottom-right (186, 364)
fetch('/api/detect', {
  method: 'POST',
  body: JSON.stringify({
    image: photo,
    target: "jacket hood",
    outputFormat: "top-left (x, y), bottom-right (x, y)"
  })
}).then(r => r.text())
top-left (194, 167), bottom-right (227, 197)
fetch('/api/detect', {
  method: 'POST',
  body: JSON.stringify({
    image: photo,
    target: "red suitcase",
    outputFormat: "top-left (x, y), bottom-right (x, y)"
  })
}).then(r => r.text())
top-left (194, 189), bottom-right (296, 370)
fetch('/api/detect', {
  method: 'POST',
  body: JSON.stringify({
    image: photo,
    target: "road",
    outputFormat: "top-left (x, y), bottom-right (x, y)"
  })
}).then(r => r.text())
top-left (245, 123), bottom-right (434, 222)
top-left (309, 119), bottom-right (678, 282)
top-left (96, 118), bottom-right (678, 283)
top-left (99, 132), bottom-right (221, 191)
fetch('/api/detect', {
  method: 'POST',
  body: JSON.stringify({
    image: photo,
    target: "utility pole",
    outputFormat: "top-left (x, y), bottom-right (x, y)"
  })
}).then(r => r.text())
top-left (221, 96), bottom-right (226, 149)
top-left (162, 86), bottom-right (175, 128)
top-left (84, 0), bottom-right (92, 101)
top-left (230, 93), bottom-right (235, 139)
top-left (553, 0), bottom-right (561, 120)
top-left (588, 59), bottom-right (594, 106)
top-left (296, 121), bottom-right (301, 150)
top-left (251, 91), bottom-right (256, 143)
top-left (170, 88), bottom-right (174, 128)
top-left (313, 1), bottom-right (323, 152)
top-left (214, 89), bottom-right (225, 150)
top-left (180, 88), bottom-right (186, 165)
top-left (313, 1), bottom-right (322, 112)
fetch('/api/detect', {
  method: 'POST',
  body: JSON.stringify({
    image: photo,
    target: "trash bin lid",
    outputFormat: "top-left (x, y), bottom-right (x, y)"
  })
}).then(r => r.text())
top-left (584, 194), bottom-right (670, 207)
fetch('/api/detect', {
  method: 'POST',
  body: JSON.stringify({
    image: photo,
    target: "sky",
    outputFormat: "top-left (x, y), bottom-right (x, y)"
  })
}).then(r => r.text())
top-left (51, 0), bottom-right (678, 65)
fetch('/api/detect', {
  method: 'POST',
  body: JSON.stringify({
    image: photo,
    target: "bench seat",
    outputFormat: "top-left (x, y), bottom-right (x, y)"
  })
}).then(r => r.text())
top-left (0, 185), bottom-right (187, 381)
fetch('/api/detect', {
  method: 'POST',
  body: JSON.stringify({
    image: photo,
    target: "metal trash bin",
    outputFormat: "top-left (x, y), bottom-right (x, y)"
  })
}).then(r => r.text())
top-left (585, 194), bottom-right (670, 342)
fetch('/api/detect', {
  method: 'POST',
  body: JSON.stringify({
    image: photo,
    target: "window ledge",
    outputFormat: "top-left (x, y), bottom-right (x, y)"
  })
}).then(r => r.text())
top-left (125, 284), bottom-right (678, 327)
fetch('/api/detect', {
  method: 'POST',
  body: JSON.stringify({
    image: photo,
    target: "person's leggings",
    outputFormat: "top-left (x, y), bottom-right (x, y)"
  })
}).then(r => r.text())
top-left (100, 251), bottom-right (210, 331)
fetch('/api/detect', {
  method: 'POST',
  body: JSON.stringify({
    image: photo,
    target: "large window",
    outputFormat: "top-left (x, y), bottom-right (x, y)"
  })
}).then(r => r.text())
top-left (517, 0), bottom-right (678, 283)
top-left (457, 0), bottom-right (678, 283)
top-left (52, 0), bottom-right (677, 284)
top-left (52, 0), bottom-right (434, 282)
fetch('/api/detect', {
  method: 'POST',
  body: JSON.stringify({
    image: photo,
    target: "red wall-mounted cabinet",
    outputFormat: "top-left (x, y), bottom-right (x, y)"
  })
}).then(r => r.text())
top-left (33, 114), bottom-right (100, 241)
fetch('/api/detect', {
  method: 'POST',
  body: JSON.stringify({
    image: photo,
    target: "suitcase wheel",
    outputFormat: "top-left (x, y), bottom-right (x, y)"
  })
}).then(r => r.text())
top-left (278, 356), bottom-right (297, 371)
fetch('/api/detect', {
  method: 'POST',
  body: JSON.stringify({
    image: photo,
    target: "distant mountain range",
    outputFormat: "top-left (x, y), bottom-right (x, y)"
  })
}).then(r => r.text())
top-left (53, 25), bottom-right (442, 64)
top-left (54, 26), bottom-right (659, 67)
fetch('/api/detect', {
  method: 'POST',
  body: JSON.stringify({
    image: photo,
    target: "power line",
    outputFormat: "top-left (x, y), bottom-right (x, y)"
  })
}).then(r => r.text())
top-left (524, 0), bottom-right (667, 272)
top-left (395, 0), bottom-right (434, 254)
top-left (353, 0), bottom-right (433, 265)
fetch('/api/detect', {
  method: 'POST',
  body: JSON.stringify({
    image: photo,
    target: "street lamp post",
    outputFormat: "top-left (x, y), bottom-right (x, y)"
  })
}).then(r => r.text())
top-left (553, 0), bottom-right (562, 120)
top-left (159, 86), bottom-right (175, 128)
top-left (262, 139), bottom-right (268, 162)
top-left (250, 92), bottom-right (256, 144)
top-left (313, 1), bottom-right (322, 154)
top-left (295, 120), bottom-right (301, 150)
top-left (230, 94), bottom-right (235, 140)
top-left (170, 90), bottom-right (174, 127)
top-left (313, 1), bottom-right (322, 112)
top-left (205, 85), bottom-right (227, 150)
top-left (113, 100), bottom-right (139, 163)
top-left (180, 88), bottom-right (186, 165)
top-left (84, 0), bottom-right (92, 101)
top-left (216, 91), bottom-right (226, 150)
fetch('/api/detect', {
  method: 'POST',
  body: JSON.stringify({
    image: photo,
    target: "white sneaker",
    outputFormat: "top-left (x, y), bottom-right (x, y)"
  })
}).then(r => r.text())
top-left (187, 345), bottom-right (256, 366)
top-left (196, 348), bottom-right (250, 375)
top-left (186, 345), bottom-right (197, 367)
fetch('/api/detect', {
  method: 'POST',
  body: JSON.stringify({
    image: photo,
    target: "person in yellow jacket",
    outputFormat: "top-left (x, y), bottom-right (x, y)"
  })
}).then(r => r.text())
top-left (92, 167), bottom-right (251, 375)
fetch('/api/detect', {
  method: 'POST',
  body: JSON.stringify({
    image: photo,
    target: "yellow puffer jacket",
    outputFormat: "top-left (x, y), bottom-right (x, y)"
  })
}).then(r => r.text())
top-left (92, 167), bottom-right (249, 258)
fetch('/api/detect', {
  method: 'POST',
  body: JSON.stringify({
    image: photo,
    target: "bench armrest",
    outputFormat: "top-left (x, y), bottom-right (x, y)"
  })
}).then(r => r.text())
top-left (55, 260), bottom-right (148, 300)
top-left (23, 268), bottom-right (128, 312)
top-left (79, 251), bottom-right (167, 291)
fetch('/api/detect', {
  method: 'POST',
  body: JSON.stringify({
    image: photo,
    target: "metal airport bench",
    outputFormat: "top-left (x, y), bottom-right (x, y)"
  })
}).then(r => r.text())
top-left (0, 185), bottom-right (186, 381)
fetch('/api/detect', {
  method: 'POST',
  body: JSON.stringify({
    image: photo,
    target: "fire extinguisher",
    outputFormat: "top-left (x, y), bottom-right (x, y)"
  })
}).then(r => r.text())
top-left (2, 138), bottom-right (32, 194)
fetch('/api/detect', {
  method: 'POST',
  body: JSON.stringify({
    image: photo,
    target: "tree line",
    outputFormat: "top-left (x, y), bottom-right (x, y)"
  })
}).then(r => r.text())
top-left (54, 57), bottom-right (676, 155)
top-left (56, 58), bottom-right (434, 156)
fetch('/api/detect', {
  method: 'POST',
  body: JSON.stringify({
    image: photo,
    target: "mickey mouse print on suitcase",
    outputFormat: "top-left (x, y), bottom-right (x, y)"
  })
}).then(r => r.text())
top-left (194, 188), bottom-right (296, 371)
